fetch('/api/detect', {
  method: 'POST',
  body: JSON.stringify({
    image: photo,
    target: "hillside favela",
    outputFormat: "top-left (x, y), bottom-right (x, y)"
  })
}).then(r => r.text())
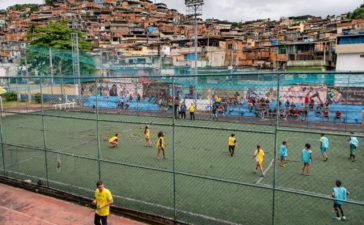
top-left (0, 0), bottom-right (364, 76)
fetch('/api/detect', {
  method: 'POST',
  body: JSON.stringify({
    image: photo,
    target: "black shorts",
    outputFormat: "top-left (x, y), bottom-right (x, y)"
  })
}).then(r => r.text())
top-left (333, 202), bottom-right (343, 209)
top-left (229, 146), bottom-right (235, 151)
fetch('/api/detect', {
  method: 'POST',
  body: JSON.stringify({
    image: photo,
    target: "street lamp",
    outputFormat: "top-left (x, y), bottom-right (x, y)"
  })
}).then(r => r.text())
top-left (185, 0), bottom-right (204, 103)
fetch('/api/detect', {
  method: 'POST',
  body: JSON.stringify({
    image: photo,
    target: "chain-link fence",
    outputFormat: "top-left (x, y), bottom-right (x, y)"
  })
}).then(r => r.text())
top-left (0, 72), bottom-right (364, 225)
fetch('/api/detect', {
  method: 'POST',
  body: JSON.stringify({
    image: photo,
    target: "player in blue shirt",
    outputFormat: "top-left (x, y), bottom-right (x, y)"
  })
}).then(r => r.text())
top-left (332, 180), bottom-right (350, 221)
top-left (279, 141), bottom-right (288, 167)
top-left (320, 134), bottom-right (329, 161)
top-left (348, 132), bottom-right (359, 162)
top-left (301, 143), bottom-right (312, 175)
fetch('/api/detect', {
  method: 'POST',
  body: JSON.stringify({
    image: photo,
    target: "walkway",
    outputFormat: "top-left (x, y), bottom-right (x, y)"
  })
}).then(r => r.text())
top-left (0, 183), bottom-right (147, 225)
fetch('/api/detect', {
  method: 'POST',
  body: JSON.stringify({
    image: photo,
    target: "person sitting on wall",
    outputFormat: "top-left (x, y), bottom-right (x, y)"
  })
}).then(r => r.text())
top-left (285, 100), bottom-right (290, 109)
top-left (117, 98), bottom-right (124, 109)
top-left (309, 99), bottom-right (315, 111)
top-left (334, 110), bottom-right (342, 123)
top-left (293, 108), bottom-right (300, 120)
top-left (218, 104), bottom-right (225, 116)
top-left (322, 109), bottom-right (329, 122)
top-left (315, 107), bottom-right (322, 117)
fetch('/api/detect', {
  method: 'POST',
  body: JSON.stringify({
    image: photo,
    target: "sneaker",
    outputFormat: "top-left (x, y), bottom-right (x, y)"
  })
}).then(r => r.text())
top-left (336, 217), bottom-right (341, 221)
top-left (342, 216), bottom-right (346, 220)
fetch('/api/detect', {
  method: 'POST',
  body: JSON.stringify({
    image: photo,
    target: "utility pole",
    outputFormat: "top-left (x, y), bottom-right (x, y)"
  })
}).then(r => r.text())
top-left (185, 0), bottom-right (204, 103)
top-left (72, 32), bottom-right (81, 99)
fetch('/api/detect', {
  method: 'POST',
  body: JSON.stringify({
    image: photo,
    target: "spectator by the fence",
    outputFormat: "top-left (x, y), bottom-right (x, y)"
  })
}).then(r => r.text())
top-left (180, 102), bottom-right (186, 119)
top-left (117, 98), bottom-right (124, 109)
top-left (212, 102), bottom-right (218, 120)
top-left (189, 103), bottom-right (195, 120)
top-left (322, 109), bottom-right (329, 122)
top-left (334, 111), bottom-right (342, 123)
top-left (304, 93), bottom-right (310, 107)
top-left (309, 99), bottom-right (315, 111)
top-left (174, 96), bottom-right (180, 119)
top-left (92, 180), bottom-right (113, 225)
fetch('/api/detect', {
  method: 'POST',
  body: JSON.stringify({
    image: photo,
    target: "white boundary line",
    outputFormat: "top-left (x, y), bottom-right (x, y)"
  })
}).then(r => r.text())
top-left (256, 158), bottom-right (275, 184)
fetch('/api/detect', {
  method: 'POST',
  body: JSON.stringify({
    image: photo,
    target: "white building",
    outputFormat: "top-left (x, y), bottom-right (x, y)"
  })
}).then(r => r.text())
top-left (335, 34), bottom-right (364, 86)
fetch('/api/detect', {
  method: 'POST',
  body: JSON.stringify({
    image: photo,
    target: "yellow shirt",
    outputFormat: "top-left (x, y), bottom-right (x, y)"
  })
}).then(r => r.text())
top-left (228, 137), bottom-right (236, 146)
top-left (108, 136), bottom-right (118, 143)
top-left (156, 137), bottom-right (165, 149)
top-left (95, 188), bottom-right (113, 216)
top-left (145, 129), bottom-right (150, 139)
top-left (189, 105), bottom-right (195, 113)
top-left (254, 149), bottom-right (265, 164)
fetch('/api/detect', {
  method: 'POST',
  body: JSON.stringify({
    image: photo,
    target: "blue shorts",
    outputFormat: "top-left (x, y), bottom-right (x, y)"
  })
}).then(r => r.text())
top-left (320, 147), bottom-right (327, 154)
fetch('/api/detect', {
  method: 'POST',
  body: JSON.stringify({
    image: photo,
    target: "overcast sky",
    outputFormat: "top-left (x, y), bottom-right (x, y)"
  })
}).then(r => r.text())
top-left (0, 0), bottom-right (362, 22)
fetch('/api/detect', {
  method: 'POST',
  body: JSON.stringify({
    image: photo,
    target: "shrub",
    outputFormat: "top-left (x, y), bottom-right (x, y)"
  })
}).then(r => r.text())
top-left (34, 93), bottom-right (42, 103)
top-left (1, 92), bottom-right (17, 101)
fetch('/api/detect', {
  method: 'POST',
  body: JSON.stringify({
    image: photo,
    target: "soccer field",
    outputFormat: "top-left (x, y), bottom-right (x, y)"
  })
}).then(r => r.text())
top-left (1, 110), bottom-right (363, 225)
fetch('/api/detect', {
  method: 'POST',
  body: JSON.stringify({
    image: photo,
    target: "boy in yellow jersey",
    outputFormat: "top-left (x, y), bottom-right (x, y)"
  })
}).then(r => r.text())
top-left (253, 145), bottom-right (265, 177)
top-left (228, 133), bottom-right (237, 157)
top-left (156, 131), bottom-right (166, 160)
top-left (144, 125), bottom-right (152, 147)
top-left (108, 134), bottom-right (118, 148)
top-left (92, 180), bottom-right (113, 225)
top-left (189, 103), bottom-right (195, 120)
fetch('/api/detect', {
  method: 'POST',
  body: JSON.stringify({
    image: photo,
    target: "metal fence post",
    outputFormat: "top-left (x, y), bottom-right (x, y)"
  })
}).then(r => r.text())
top-left (96, 79), bottom-right (101, 180)
top-left (40, 77), bottom-right (50, 186)
top-left (0, 90), bottom-right (6, 175)
top-left (172, 76), bottom-right (177, 220)
top-left (272, 73), bottom-right (280, 225)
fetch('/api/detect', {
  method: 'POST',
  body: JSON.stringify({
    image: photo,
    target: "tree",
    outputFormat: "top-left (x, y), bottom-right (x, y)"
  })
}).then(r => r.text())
top-left (25, 21), bottom-right (95, 77)
top-left (347, 4), bottom-right (364, 19)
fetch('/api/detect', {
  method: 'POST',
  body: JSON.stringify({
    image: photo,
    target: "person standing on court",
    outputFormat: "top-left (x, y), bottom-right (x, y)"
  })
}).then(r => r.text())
top-left (228, 133), bottom-right (237, 157)
top-left (92, 180), bottom-right (113, 225)
top-left (189, 103), bottom-right (195, 120)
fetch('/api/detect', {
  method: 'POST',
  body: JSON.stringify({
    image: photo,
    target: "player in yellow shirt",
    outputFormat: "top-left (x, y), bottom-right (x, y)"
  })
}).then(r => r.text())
top-left (156, 131), bottom-right (166, 160)
top-left (92, 180), bottom-right (113, 225)
top-left (253, 145), bottom-right (265, 177)
top-left (144, 125), bottom-right (152, 147)
top-left (189, 103), bottom-right (195, 120)
top-left (228, 133), bottom-right (237, 157)
top-left (108, 134), bottom-right (118, 148)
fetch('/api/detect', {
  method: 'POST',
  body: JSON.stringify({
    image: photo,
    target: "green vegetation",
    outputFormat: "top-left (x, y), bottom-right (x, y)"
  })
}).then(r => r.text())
top-left (34, 93), bottom-right (41, 104)
top-left (1, 92), bottom-right (17, 102)
top-left (287, 67), bottom-right (322, 71)
top-left (25, 21), bottom-right (95, 76)
top-left (348, 4), bottom-right (364, 19)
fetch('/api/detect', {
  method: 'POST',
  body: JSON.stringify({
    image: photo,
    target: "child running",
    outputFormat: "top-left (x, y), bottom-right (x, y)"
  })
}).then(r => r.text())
top-left (156, 131), bottom-right (166, 160)
top-left (348, 132), bottom-right (359, 162)
top-left (332, 180), bottom-right (350, 221)
top-left (301, 143), bottom-right (312, 175)
top-left (320, 134), bottom-right (329, 161)
top-left (144, 125), bottom-right (152, 147)
top-left (228, 133), bottom-right (237, 157)
top-left (279, 141), bottom-right (288, 167)
top-left (253, 145), bottom-right (265, 177)
top-left (108, 134), bottom-right (119, 148)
